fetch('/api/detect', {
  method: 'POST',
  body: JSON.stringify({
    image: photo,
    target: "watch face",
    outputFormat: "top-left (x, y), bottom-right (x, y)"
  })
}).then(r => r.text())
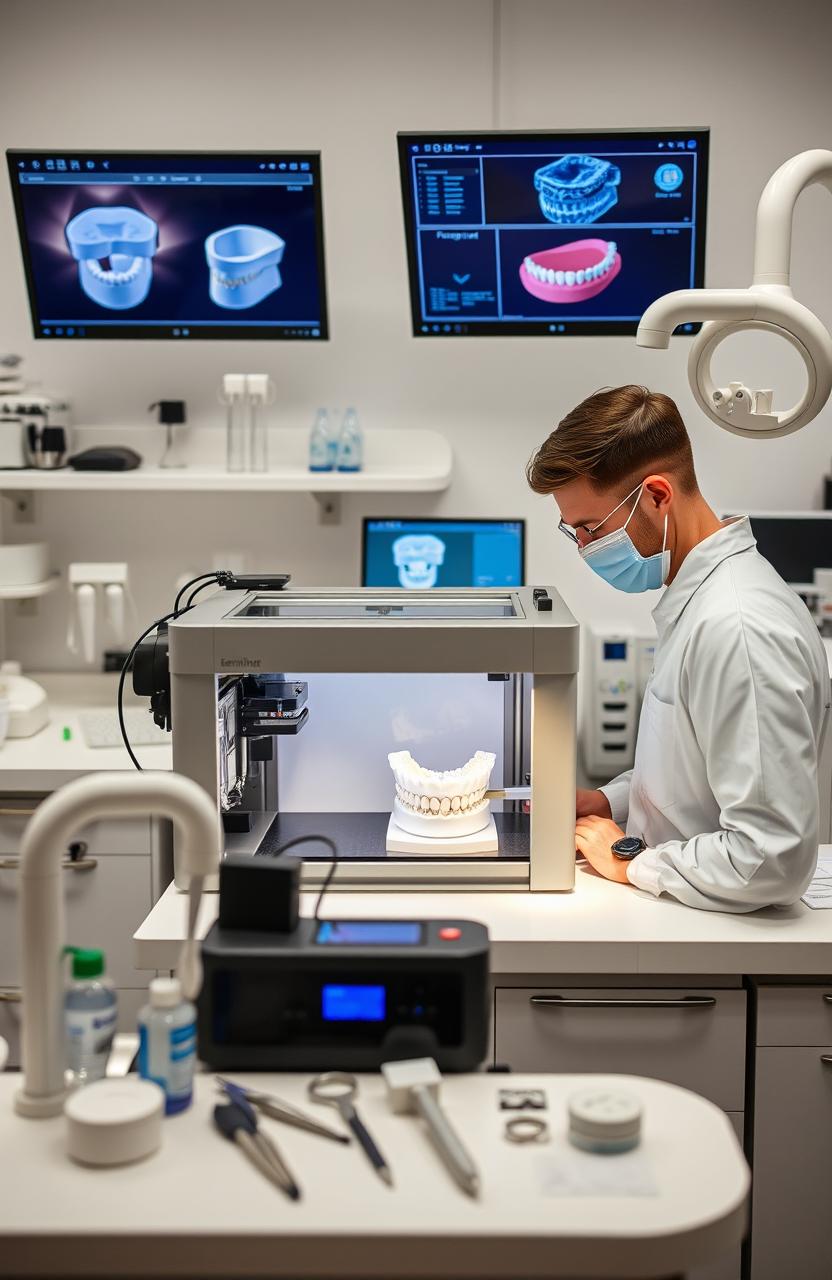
top-left (612, 837), bottom-right (644, 859)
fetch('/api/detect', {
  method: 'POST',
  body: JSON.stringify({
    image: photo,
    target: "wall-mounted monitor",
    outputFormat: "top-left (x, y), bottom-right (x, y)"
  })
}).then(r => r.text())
top-left (397, 129), bottom-right (709, 337)
top-left (362, 518), bottom-right (525, 589)
top-left (6, 150), bottom-right (328, 340)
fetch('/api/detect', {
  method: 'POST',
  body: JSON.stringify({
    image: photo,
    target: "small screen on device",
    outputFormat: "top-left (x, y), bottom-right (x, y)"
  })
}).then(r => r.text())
top-left (322, 984), bottom-right (386, 1021)
top-left (315, 921), bottom-right (423, 946)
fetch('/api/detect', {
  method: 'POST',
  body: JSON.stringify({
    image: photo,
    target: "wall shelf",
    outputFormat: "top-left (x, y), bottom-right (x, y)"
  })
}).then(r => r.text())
top-left (0, 430), bottom-right (452, 525)
top-left (0, 573), bottom-right (59, 601)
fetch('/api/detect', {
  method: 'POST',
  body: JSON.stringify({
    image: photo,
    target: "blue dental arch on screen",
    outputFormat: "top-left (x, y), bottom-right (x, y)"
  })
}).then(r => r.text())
top-left (533, 154), bottom-right (622, 225)
top-left (393, 534), bottom-right (447, 589)
top-left (64, 206), bottom-right (158, 310)
top-left (204, 224), bottom-right (286, 309)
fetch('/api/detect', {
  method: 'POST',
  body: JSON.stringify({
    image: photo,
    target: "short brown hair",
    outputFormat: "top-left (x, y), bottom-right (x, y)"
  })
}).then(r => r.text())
top-left (527, 385), bottom-right (697, 496)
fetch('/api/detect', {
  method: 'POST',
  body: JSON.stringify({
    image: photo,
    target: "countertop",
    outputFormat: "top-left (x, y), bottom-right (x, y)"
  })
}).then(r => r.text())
top-left (0, 1072), bottom-right (748, 1278)
top-left (0, 673), bottom-right (171, 790)
top-left (135, 848), bottom-right (832, 976)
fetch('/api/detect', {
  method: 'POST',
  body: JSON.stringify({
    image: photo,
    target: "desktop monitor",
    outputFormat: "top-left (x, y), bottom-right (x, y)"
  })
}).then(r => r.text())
top-left (6, 150), bottom-right (328, 340)
top-left (397, 128), bottom-right (709, 337)
top-left (743, 512), bottom-right (832, 584)
top-left (362, 518), bottom-right (525, 589)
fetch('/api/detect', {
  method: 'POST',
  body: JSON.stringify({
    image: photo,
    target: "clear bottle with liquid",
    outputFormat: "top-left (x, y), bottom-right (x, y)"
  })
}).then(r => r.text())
top-left (335, 406), bottom-right (363, 472)
top-left (308, 407), bottom-right (335, 472)
top-left (224, 375), bottom-right (248, 472)
top-left (64, 947), bottom-right (118, 1085)
top-left (138, 977), bottom-right (197, 1116)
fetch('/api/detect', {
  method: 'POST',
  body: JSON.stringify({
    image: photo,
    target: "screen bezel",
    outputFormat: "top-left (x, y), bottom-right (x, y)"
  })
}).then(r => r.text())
top-left (361, 516), bottom-right (527, 588)
top-left (396, 127), bottom-right (709, 338)
top-left (6, 148), bottom-right (329, 341)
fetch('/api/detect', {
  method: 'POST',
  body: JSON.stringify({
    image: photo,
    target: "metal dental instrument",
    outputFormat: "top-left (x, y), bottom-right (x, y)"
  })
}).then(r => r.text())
top-left (213, 1096), bottom-right (302, 1201)
top-left (382, 1057), bottom-right (480, 1199)
top-left (308, 1071), bottom-right (393, 1186)
top-left (216, 1077), bottom-right (349, 1144)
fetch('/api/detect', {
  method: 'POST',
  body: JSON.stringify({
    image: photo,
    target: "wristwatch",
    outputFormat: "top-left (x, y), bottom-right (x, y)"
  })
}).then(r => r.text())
top-left (611, 836), bottom-right (646, 861)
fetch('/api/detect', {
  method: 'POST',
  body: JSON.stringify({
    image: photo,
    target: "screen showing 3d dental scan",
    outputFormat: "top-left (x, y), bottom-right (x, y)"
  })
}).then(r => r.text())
top-left (6, 150), bottom-right (328, 340)
top-left (362, 519), bottom-right (525, 589)
top-left (398, 129), bottom-right (709, 336)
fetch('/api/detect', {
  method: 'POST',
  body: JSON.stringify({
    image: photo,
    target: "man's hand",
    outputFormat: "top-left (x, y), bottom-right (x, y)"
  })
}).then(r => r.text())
top-left (576, 788), bottom-right (612, 819)
top-left (575, 814), bottom-right (631, 884)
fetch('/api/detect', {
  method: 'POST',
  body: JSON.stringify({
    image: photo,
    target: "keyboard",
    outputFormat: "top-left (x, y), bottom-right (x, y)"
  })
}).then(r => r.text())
top-left (79, 708), bottom-right (170, 749)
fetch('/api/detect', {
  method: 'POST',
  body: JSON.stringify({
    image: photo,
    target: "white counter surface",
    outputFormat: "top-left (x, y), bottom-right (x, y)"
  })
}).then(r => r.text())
top-left (0, 673), bottom-right (171, 790)
top-left (0, 1071), bottom-right (748, 1278)
top-left (135, 849), bottom-right (832, 976)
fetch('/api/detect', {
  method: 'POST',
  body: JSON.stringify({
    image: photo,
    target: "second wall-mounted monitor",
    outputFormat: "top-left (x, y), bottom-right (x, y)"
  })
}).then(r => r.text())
top-left (398, 129), bottom-right (709, 337)
top-left (7, 150), bottom-right (328, 340)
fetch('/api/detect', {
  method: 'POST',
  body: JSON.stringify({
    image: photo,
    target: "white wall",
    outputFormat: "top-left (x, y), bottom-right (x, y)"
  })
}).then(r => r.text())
top-left (1, 0), bottom-right (831, 669)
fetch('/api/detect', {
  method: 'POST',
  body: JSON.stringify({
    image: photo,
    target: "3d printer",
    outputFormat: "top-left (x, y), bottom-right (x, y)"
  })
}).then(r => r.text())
top-left (167, 585), bottom-right (579, 892)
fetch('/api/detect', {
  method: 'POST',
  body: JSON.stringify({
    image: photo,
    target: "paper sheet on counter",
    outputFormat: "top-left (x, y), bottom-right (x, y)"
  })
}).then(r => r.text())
top-left (801, 856), bottom-right (832, 908)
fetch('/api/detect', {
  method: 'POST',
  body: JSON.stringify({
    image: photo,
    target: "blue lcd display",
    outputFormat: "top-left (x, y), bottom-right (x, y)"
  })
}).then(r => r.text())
top-left (603, 642), bottom-right (627, 660)
top-left (363, 519), bottom-right (524, 589)
top-left (397, 129), bottom-right (709, 337)
top-left (316, 921), bottom-right (423, 946)
top-left (322, 985), bottom-right (386, 1022)
top-left (6, 150), bottom-right (328, 341)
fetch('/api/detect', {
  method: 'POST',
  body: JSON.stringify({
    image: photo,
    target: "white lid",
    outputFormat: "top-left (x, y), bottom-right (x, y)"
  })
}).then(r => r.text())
top-left (65, 1079), bottom-right (164, 1167)
top-left (149, 976), bottom-right (182, 1008)
top-left (568, 1088), bottom-right (643, 1140)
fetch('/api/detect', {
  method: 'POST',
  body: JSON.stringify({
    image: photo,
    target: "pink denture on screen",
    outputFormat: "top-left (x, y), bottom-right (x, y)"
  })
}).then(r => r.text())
top-left (519, 237), bottom-right (621, 304)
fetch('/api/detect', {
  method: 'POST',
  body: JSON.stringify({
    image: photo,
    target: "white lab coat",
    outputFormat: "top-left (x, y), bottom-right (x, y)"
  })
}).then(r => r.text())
top-left (600, 517), bottom-right (831, 912)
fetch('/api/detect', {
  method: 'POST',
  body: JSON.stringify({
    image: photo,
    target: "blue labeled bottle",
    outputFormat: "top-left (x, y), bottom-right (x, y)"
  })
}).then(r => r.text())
top-left (138, 977), bottom-right (197, 1115)
top-left (336, 407), bottom-right (363, 472)
top-left (65, 947), bottom-right (118, 1084)
top-left (308, 407), bottom-right (335, 472)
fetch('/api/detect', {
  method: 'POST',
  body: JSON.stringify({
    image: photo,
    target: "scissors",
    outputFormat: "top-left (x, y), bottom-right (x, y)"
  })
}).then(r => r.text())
top-left (308, 1071), bottom-right (393, 1187)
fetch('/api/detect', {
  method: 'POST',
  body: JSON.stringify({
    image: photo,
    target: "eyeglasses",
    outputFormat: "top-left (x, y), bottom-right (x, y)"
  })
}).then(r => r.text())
top-left (557, 482), bottom-right (644, 546)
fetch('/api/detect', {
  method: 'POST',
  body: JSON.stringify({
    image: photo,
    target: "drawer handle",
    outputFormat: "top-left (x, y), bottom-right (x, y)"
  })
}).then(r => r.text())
top-left (0, 990), bottom-right (22, 1003)
top-left (0, 856), bottom-right (98, 872)
top-left (0, 807), bottom-right (38, 818)
top-left (822, 995), bottom-right (832, 1005)
top-left (821, 1056), bottom-right (832, 1067)
top-left (529, 995), bottom-right (717, 1010)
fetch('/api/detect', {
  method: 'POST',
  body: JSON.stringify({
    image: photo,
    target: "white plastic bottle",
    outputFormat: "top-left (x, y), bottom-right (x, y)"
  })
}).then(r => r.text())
top-left (308, 407), bottom-right (335, 472)
top-left (137, 977), bottom-right (197, 1116)
top-left (336, 406), bottom-right (363, 472)
top-left (65, 947), bottom-right (118, 1084)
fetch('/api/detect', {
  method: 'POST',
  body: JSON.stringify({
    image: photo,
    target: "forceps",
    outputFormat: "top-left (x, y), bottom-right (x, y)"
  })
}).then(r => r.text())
top-left (308, 1071), bottom-right (394, 1187)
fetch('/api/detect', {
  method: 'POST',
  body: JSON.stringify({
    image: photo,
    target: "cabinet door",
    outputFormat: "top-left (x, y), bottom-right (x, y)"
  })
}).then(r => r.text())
top-left (495, 987), bottom-right (746, 1110)
top-left (0, 855), bottom-right (153, 987)
top-left (750, 1047), bottom-right (832, 1280)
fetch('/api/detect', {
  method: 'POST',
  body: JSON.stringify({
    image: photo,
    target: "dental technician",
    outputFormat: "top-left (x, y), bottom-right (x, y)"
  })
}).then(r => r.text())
top-left (527, 384), bottom-right (831, 912)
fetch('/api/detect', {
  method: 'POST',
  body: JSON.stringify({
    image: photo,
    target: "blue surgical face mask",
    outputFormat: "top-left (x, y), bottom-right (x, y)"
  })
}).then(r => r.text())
top-left (579, 483), bottom-right (670, 593)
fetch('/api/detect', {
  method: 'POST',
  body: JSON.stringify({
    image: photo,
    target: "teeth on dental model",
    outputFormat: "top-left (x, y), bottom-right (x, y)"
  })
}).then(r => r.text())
top-left (524, 240), bottom-right (618, 287)
top-left (388, 750), bottom-right (497, 818)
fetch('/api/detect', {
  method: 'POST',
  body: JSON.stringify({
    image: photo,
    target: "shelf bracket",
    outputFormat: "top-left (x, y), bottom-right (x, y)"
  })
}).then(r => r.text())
top-left (2, 490), bottom-right (35, 525)
top-left (310, 492), bottom-right (341, 525)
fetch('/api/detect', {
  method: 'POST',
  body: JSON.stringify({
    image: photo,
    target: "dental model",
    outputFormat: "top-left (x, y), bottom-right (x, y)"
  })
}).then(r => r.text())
top-left (392, 534), bottom-right (446, 589)
top-left (388, 750), bottom-right (497, 841)
top-left (534, 155), bottom-right (621, 225)
top-left (520, 238), bottom-right (621, 304)
top-left (205, 224), bottom-right (285, 309)
top-left (65, 206), bottom-right (158, 310)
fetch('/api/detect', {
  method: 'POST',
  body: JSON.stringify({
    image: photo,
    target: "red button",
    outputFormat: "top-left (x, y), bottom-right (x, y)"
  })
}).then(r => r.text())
top-left (439, 926), bottom-right (462, 941)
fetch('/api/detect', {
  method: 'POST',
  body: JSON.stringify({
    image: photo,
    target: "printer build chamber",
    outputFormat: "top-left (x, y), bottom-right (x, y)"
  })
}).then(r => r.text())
top-left (168, 588), bottom-right (579, 893)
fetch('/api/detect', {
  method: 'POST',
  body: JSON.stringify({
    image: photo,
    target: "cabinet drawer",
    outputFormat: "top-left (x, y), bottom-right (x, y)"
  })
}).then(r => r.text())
top-left (0, 801), bottom-right (151, 858)
top-left (0, 856), bottom-right (153, 987)
top-left (495, 987), bottom-right (746, 1111)
top-left (755, 984), bottom-right (832, 1046)
top-left (750, 1047), bottom-right (832, 1279)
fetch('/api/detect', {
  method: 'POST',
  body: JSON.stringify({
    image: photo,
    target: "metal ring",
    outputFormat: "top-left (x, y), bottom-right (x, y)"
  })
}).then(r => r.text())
top-left (505, 1116), bottom-right (549, 1144)
top-left (308, 1071), bottom-right (358, 1103)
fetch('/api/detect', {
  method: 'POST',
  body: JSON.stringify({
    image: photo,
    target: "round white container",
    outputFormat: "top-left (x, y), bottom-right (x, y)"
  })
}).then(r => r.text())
top-left (65, 1078), bottom-right (164, 1166)
top-left (568, 1087), bottom-right (642, 1154)
top-left (0, 542), bottom-right (49, 588)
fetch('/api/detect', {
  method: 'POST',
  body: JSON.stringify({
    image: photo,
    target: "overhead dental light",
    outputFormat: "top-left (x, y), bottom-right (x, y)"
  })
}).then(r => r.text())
top-left (637, 149), bottom-right (832, 438)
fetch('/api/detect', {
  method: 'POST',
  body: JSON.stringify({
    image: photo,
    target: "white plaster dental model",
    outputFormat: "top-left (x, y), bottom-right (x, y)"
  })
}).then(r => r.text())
top-left (387, 750), bottom-right (498, 853)
top-left (205, 224), bottom-right (285, 309)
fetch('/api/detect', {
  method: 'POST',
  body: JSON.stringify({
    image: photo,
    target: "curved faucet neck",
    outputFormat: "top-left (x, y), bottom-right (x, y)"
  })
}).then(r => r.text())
top-left (753, 149), bottom-right (832, 287)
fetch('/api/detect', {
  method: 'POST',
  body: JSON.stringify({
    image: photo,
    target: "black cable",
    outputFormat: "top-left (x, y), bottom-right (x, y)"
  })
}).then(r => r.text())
top-left (273, 834), bottom-right (339, 921)
top-left (117, 609), bottom-right (178, 770)
top-left (174, 572), bottom-right (219, 616)
top-left (185, 578), bottom-right (221, 610)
